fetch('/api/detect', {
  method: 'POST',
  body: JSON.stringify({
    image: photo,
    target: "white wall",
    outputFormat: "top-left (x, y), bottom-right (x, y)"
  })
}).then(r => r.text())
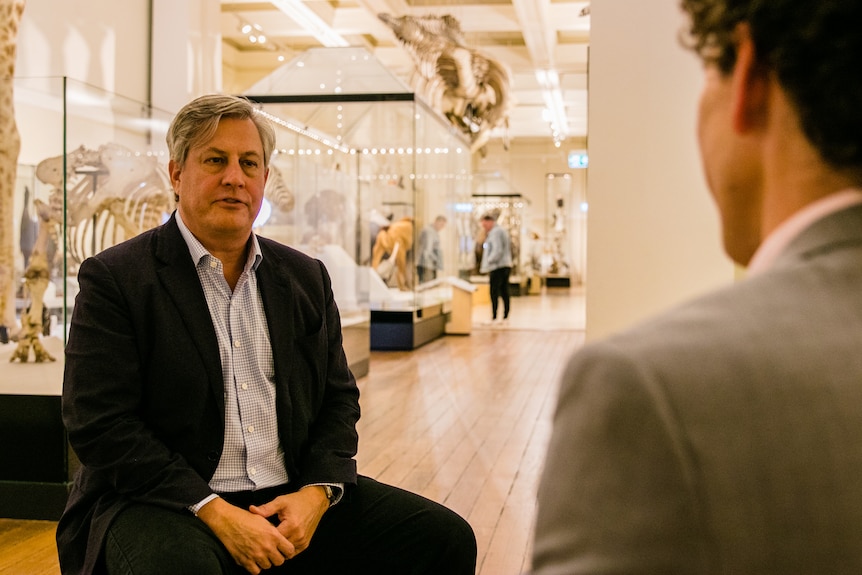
top-left (16, 0), bottom-right (150, 102)
top-left (152, 0), bottom-right (222, 113)
top-left (16, 0), bottom-right (221, 113)
top-left (585, 0), bottom-right (734, 341)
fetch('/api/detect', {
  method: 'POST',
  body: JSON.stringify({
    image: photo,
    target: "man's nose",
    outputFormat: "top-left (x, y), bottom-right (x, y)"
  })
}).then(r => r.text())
top-left (222, 159), bottom-right (245, 185)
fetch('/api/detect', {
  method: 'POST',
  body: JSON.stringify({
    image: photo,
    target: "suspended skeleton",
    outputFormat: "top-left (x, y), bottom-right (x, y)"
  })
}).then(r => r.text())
top-left (35, 143), bottom-right (174, 266)
top-left (378, 13), bottom-right (514, 154)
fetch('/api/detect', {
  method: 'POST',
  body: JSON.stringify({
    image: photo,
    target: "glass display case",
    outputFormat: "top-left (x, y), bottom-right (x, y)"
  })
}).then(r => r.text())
top-left (544, 173), bottom-right (578, 287)
top-left (246, 47), bottom-right (472, 350)
top-left (1, 77), bottom-right (174, 519)
top-left (248, 115), bottom-right (372, 371)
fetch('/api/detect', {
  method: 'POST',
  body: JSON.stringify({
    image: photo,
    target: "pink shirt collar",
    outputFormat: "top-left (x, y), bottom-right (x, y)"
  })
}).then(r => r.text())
top-left (747, 188), bottom-right (862, 275)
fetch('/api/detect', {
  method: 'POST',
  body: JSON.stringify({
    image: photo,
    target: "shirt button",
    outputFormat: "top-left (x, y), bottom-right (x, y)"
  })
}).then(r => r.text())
top-left (234, 340), bottom-right (241, 348)
top-left (210, 260), bottom-right (217, 268)
top-left (247, 425), bottom-right (255, 433)
top-left (241, 383), bottom-right (248, 390)
top-left (249, 467), bottom-right (257, 475)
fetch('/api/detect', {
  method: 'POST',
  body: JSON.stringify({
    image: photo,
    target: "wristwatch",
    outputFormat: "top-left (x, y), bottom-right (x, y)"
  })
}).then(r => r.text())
top-left (322, 485), bottom-right (337, 505)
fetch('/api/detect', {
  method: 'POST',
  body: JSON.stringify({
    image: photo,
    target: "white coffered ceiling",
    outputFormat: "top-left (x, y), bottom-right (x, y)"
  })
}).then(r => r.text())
top-left (220, 0), bottom-right (590, 144)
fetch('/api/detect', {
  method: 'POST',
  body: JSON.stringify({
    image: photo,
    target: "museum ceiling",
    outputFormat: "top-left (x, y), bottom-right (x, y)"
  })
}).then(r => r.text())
top-left (220, 0), bottom-right (590, 145)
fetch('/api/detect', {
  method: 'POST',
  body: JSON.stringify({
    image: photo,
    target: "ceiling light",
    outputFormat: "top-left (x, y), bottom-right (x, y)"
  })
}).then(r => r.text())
top-left (536, 69), bottom-right (569, 142)
top-left (270, 0), bottom-right (349, 48)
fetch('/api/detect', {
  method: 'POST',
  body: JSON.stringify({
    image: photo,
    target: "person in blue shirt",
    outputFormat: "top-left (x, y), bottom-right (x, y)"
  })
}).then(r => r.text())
top-left (479, 213), bottom-right (513, 324)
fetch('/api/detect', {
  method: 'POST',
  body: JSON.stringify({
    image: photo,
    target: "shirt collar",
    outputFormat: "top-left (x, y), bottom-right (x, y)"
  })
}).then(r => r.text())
top-left (174, 210), bottom-right (263, 272)
top-left (747, 188), bottom-right (862, 275)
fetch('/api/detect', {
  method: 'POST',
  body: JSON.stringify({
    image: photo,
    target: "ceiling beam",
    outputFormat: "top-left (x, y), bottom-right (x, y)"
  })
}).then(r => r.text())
top-left (357, 0), bottom-right (410, 18)
top-left (270, 0), bottom-right (348, 47)
top-left (511, 0), bottom-right (554, 68)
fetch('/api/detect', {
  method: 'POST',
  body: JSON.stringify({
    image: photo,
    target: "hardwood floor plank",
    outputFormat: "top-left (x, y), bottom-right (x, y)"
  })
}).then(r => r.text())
top-left (356, 327), bottom-right (584, 575)
top-left (0, 520), bottom-right (59, 575)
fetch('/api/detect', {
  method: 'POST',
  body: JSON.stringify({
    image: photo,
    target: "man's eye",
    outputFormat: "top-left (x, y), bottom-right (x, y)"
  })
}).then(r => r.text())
top-left (205, 156), bottom-right (225, 164)
top-left (243, 159), bottom-right (259, 169)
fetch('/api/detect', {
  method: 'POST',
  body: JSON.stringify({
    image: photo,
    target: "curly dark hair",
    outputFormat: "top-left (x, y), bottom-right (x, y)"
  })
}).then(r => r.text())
top-left (680, 0), bottom-right (862, 171)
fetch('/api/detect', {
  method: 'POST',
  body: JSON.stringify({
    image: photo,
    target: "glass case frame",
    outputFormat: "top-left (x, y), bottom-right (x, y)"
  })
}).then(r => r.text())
top-left (1, 76), bottom-right (174, 520)
top-left (2, 76), bottom-right (174, 376)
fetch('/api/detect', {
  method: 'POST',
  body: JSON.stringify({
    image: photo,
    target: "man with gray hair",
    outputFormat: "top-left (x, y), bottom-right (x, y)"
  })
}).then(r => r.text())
top-left (57, 94), bottom-right (476, 575)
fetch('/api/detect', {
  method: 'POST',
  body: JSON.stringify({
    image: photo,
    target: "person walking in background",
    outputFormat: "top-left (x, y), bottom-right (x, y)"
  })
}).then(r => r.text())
top-left (532, 1), bottom-right (862, 573)
top-left (479, 213), bottom-right (512, 324)
top-left (416, 215), bottom-right (446, 283)
top-left (56, 94), bottom-right (477, 575)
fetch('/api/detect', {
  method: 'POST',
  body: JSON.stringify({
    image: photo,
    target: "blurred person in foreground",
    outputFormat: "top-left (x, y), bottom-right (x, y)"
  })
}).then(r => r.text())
top-left (533, 1), bottom-right (862, 573)
top-left (56, 94), bottom-right (476, 575)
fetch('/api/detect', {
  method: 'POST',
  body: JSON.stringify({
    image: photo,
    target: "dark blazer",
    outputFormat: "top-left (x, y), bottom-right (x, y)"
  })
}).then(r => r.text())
top-left (56, 214), bottom-right (360, 575)
top-left (533, 203), bottom-right (862, 573)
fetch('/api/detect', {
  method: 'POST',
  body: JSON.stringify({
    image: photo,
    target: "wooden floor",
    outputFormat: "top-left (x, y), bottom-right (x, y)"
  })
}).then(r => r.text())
top-left (0, 519), bottom-right (60, 575)
top-left (0, 288), bottom-right (585, 575)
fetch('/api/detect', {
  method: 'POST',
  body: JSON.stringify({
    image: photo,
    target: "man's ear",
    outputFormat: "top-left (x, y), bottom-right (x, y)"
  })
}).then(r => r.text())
top-left (731, 23), bottom-right (770, 134)
top-left (168, 159), bottom-right (181, 202)
top-left (168, 159), bottom-right (181, 186)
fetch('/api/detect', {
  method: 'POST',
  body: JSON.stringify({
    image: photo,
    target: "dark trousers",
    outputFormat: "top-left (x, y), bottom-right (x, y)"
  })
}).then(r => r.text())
top-left (489, 266), bottom-right (511, 319)
top-left (104, 476), bottom-right (476, 575)
top-left (416, 266), bottom-right (437, 283)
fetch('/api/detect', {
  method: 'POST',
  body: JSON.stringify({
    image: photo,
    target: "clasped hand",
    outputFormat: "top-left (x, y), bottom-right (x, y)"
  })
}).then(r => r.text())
top-left (198, 487), bottom-right (330, 574)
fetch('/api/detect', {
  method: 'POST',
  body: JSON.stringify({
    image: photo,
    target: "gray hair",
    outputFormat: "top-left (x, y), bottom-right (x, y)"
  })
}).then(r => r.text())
top-left (166, 94), bottom-right (276, 169)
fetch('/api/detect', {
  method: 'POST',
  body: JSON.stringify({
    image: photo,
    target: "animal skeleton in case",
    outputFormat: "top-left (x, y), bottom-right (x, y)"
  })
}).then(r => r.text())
top-left (8, 143), bottom-right (174, 362)
top-left (35, 143), bottom-right (174, 267)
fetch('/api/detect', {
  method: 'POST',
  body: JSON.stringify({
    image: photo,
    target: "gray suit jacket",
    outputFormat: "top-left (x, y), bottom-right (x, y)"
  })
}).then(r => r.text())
top-left (57, 214), bottom-right (360, 575)
top-left (534, 204), bottom-right (862, 574)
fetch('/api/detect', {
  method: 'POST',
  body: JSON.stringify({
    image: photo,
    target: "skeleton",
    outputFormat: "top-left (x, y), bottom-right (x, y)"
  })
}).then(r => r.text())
top-left (9, 199), bottom-right (57, 362)
top-left (0, 0), bottom-right (26, 340)
top-left (36, 143), bottom-right (173, 266)
top-left (378, 12), bottom-right (513, 154)
top-left (264, 164), bottom-right (295, 214)
top-left (8, 144), bottom-right (172, 359)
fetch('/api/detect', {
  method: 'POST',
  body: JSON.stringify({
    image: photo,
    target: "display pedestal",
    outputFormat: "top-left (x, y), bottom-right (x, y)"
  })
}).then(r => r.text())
top-left (527, 273), bottom-right (542, 295)
top-left (370, 303), bottom-right (447, 350)
top-left (341, 316), bottom-right (370, 378)
top-left (545, 275), bottom-right (571, 288)
top-left (0, 337), bottom-right (72, 520)
top-left (445, 278), bottom-right (477, 335)
top-left (0, 394), bottom-right (74, 520)
top-left (508, 274), bottom-right (526, 296)
top-left (472, 283), bottom-right (489, 305)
